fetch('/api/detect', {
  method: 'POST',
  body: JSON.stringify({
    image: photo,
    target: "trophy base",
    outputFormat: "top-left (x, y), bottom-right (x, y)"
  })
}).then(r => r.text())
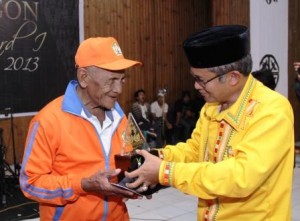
top-left (114, 151), bottom-right (143, 182)
top-left (114, 149), bottom-right (164, 196)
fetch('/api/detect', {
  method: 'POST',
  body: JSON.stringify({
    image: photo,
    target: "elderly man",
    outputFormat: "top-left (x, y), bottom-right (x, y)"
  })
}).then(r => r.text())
top-left (19, 37), bottom-right (142, 221)
top-left (126, 25), bottom-right (294, 221)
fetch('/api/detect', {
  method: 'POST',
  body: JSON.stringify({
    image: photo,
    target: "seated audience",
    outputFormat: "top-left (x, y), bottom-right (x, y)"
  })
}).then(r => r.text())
top-left (293, 61), bottom-right (300, 97)
top-left (150, 91), bottom-right (172, 148)
top-left (192, 91), bottom-right (205, 119)
top-left (173, 90), bottom-right (196, 142)
top-left (131, 89), bottom-right (151, 131)
top-left (131, 89), bottom-right (156, 147)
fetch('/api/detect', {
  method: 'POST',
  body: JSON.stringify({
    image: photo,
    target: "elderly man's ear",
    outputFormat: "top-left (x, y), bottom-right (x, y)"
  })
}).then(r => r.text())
top-left (77, 68), bottom-right (89, 88)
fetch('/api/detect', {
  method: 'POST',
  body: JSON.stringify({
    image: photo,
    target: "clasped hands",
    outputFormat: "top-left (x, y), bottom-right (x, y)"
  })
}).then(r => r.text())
top-left (125, 149), bottom-right (162, 193)
top-left (81, 168), bottom-right (139, 199)
top-left (81, 150), bottom-right (162, 200)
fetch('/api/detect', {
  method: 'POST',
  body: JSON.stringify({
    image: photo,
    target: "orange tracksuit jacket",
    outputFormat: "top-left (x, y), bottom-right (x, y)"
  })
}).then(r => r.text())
top-left (19, 80), bottom-right (130, 221)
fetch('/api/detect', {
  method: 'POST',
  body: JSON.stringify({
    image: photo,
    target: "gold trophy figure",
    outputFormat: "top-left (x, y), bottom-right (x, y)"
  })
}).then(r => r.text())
top-left (121, 113), bottom-right (150, 155)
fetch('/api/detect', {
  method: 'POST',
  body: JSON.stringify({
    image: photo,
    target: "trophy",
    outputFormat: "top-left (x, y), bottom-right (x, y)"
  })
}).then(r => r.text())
top-left (113, 113), bottom-right (162, 195)
top-left (114, 113), bottom-right (150, 181)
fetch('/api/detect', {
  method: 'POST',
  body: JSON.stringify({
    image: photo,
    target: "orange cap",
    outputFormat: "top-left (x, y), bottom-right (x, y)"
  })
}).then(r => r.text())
top-left (75, 37), bottom-right (142, 70)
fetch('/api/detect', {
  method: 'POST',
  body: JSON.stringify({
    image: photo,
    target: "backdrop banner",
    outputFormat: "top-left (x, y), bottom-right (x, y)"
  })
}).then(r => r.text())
top-left (250, 0), bottom-right (288, 96)
top-left (0, 0), bottom-right (79, 113)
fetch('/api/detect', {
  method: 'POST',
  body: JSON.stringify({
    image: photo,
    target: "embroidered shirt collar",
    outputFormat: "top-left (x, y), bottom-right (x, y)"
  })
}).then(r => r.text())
top-left (204, 74), bottom-right (257, 131)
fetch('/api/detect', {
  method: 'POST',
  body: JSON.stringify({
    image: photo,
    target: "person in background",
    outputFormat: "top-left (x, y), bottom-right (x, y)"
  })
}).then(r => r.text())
top-left (131, 89), bottom-right (156, 147)
top-left (126, 25), bottom-right (294, 221)
top-left (173, 90), bottom-right (196, 142)
top-left (150, 91), bottom-right (172, 148)
top-left (293, 61), bottom-right (300, 168)
top-left (192, 91), bottom-right (205, 119)
top-left (252, 68), bottom-right (276, 90)
top-left (293, 61), bottom-right (300, 97)
top-left (19, 37), bottom-right (142, 221)
top-left (131, 89), bottom-right (151, 131)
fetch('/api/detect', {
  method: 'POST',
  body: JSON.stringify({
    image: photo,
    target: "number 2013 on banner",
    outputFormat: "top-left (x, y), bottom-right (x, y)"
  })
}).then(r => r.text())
top-left (4, 56), bottom-right (39, 72)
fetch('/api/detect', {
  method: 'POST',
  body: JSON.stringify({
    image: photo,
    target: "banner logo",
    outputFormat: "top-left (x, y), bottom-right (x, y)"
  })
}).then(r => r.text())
top-left (259, 54), bottom-right (279, 86)
top-left (266, 0), bottom-right (278, 5)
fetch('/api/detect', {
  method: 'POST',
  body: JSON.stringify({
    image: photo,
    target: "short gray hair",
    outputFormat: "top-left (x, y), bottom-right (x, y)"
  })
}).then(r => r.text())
top-left (207, 54), bottom-right (252, 77)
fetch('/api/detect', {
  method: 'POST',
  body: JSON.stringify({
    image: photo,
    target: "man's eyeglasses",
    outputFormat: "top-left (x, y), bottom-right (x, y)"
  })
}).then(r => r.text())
top-left (191, 72), bottom-right (228, 88)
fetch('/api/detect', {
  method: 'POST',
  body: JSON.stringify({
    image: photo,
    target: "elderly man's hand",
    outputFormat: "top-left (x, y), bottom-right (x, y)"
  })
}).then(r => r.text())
top-left (124, 149), bottom-right (162, 192)
top-left (81, 168), bottom-right (140, 199)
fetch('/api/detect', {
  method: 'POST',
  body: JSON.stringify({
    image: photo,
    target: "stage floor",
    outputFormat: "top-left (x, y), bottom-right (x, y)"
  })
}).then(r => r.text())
top-left (1, 168), bottom-right (300, 221)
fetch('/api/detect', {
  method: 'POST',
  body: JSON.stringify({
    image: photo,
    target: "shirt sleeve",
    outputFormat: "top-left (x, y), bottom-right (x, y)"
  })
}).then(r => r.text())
top-left (19, 120), bottom-right (85, 205)
top-left (150, 102), bottom-right (155, 114)
top-left (161, 111), bottom-right (204, 163)
top-left (159, 97), bottom-right (294, 200)
top-left (164, 103), bottom-right (168, 113)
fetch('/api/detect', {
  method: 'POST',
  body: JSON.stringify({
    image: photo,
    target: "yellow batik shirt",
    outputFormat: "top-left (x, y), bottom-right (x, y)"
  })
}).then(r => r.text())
top-left (159, 74), bottom-right (294, 221)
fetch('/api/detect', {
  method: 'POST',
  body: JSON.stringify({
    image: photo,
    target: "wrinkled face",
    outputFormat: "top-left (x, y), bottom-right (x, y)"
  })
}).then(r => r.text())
top-left (82, 66), bottom-right (126, 109)
top-left (190, 67), bottom-right (229, 103)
